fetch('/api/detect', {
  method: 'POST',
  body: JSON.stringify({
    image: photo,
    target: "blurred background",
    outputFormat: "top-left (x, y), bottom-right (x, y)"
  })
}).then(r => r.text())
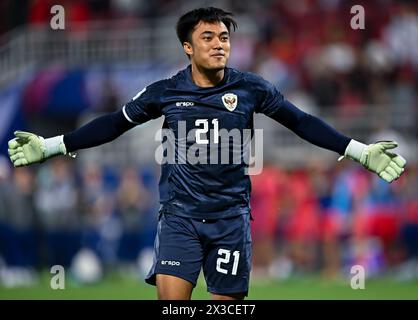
top-left (0, 0), bottom-right (417, 299)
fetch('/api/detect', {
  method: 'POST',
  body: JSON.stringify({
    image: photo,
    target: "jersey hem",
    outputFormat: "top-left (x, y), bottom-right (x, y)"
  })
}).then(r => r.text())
top-left (160, 204), bottom-right (250, 220)
top-left (145, 270), bottom-right (197, 287)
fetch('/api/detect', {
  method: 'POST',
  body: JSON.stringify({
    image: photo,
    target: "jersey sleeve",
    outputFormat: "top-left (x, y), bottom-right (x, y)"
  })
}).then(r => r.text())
top-left (122, 80), bottom-right (166, 124)
top-left (247, 73), bottom-right (351, 155)
top-left (248, 74), bottom-right (286, 116)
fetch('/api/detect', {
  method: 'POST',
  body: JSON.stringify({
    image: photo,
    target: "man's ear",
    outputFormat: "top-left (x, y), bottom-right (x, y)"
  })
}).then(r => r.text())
top-left (183, 42), bottom-right (193, 56)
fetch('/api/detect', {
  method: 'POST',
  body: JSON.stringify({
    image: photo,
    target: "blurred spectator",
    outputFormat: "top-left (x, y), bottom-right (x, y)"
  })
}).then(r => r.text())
top-left (396, 161), bottom-right (418, 280)
top-left (79, 163), bottom-right (122, 270)
top-left (28, 0), bottom-right (52, 26)
top-left (0, 165), bottom-right (38, 266)
top-left (282, 169), bottom-right (321, 274)
top-left (98, 75), bottom-right (121, 113)
top-left (34, 158), bottom-right (80, 267)
top-left (116, 166), bottom-right (151, 264)
top-left (0, 156), bottom-right (12, 263)
top-left (0, 158), bottom-right (38, 287)
top-left (250, 164), bottom-right (284, 278)
top-left (321, 162), bottom-right (369, 278)
top-left (383, 2), bottom-right (418, 69)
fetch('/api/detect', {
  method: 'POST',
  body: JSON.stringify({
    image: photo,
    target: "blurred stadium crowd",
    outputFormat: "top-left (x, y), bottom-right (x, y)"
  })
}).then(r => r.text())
top-left (0, 0), bottom-right (418, 287)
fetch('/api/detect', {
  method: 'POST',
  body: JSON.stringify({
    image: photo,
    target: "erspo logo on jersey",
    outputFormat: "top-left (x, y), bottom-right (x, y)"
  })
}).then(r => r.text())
top-left (176, 101), bottom-right (195, 107)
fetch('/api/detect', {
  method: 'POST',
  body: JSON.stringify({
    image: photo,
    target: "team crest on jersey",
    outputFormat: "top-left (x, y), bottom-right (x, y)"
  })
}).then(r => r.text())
top-left (222, 93), bottom-right (238, 111)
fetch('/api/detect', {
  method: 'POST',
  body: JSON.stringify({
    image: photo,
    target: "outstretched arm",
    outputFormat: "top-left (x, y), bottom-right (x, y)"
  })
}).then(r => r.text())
top-left (270, 100), bottom-right (351, 155)
top-left (8, 80), bottom-right (166, 167)
top-left (270, 100), bottom-right (406, 183)
top-left (248, 73), bottom-right (406, 183)
top-left (63, 109), bottom-right (135, 152)
top-left (8, 109), bottom-right (135, 167)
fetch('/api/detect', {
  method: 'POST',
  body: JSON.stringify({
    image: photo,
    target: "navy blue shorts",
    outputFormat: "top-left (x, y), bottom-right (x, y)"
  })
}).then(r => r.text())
top-left (145, 213), bottom-right (252, 295)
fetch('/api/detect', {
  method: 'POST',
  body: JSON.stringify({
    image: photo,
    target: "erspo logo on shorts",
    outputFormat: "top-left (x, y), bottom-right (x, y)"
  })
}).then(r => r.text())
top-left (161, 260), bottom-right (181, 266)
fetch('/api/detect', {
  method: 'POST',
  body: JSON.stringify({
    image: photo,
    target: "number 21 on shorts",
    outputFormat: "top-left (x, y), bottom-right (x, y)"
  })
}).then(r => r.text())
top-left (216, 249), bottom-right (240, 275)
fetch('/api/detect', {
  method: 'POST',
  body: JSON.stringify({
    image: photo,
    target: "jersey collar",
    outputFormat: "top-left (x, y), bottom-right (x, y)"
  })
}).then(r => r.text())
top-left (185, 65), bottom-right (230, 91)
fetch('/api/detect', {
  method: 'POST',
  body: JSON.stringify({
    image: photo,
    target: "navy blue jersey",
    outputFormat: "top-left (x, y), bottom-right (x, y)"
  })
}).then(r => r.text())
top-left (63, 65), bottom-right (350, 219)
top-left (122, 66), bottom-right (286, 219)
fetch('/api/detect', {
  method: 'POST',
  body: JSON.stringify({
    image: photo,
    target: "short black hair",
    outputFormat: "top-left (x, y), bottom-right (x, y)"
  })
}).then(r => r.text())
top-left (176, 7), bottom-right (237, 44)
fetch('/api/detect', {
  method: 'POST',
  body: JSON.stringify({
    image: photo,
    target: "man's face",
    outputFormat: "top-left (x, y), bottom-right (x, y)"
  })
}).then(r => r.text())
top-left (184, 21), bottom-right (230, 71)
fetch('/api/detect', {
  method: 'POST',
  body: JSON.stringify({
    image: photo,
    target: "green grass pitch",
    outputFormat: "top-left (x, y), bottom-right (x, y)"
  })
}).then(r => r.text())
top-left (1, 272), bottom-right (417, 300)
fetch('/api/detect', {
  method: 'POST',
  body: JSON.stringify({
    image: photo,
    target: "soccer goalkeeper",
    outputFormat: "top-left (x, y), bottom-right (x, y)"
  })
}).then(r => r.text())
top-left (8, 7), bottom-right (406, 300)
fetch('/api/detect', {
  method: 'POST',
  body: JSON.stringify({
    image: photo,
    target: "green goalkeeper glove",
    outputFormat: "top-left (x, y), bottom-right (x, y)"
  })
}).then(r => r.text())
top-left (8, 131), bottom-right (71, 167)
top-left (340, 139), bottom-right (406, 183)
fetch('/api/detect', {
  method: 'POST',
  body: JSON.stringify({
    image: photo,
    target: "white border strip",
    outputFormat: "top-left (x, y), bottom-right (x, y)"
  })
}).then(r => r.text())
top-left (122, 105), bottom-right (140, 124)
